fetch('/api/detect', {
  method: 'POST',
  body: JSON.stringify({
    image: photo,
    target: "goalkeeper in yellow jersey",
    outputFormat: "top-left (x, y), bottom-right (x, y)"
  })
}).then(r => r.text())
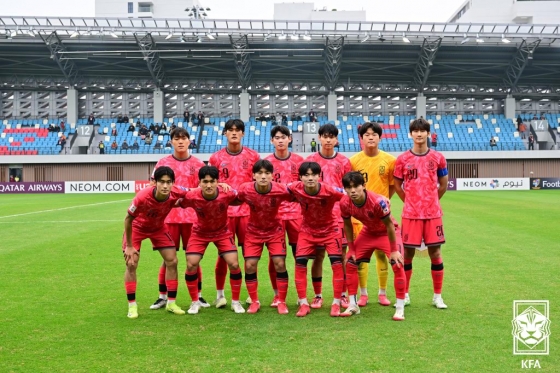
top-left (349, 122), bottom-right (396, 307)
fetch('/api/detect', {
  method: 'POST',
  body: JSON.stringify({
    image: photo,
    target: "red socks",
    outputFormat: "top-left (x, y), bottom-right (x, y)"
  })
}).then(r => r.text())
top-left (276, 271), bottom-right (289, 302)
top-left (158, 266), bottom-right (166, 295)
top-left (295, 262), bottom-right (308, 300)
top-left (215, 256), bottom-right (228, 291)
top-left (404, 258), bottom-right (413, 293)
top-left (392, 262), bottom-right (407, 300)
top-left (331, 261), bottom-right (344, 300)
top-left (125, 281), bottom-right (136, 303)
top-left (268, 258), bottom-right (277, 293)
top-left (229, 269), bottom-right (242, 302)
top-left (245, 272), bottom-right (258, 302)
top-left (431, 257), bottom-right (444, 295)
top-left (165, 279), bottom-right (178, 301)
top-left (185, 271), bottom-right (199, 302)
top-left (345, 261), bottom-right (359, 297)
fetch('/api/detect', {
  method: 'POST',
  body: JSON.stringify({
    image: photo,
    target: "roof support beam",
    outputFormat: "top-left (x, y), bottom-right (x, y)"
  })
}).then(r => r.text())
top-left (324, 36), bottom-right (344, 92)
top-left (39, 31), bottom-right (80, 86)
top-left (229, 35), bottom-right (252, 89)
top-left (503, 39), bottom-right (541, 93)
top-left (413, 37), bottom-right (442, 92)
top-left (134, 33), bottom-right (166, 88)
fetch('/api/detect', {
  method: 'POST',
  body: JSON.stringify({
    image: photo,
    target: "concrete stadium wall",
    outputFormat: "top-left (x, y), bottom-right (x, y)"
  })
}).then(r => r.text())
top-left (1, 150), bottom-right (559, 182)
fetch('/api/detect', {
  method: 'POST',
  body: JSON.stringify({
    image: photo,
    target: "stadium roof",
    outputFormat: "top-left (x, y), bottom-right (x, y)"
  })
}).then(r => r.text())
top-left (1, 16), bottom-right (560, 98)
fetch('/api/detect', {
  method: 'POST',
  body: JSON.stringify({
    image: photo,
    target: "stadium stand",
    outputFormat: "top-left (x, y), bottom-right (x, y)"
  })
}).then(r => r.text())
top-left (0, 119), bottom-right (73, 155)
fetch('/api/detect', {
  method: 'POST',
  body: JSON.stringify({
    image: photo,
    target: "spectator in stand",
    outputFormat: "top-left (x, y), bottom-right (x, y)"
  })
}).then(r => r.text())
top-left (516, 115), bottom-right (523, 131)
top-left (149, 123), bottom-right (156, 133)
top-left (184, 110), bottom-right (190, 121)
top-left (197, 111), bottom-right (205, 125)
top-left (122, 140), bottom-right (129, 150)
top-left (431, 132), bottom-right (438, 148)
top-left (161, 122), bottom-right (168, 133)
top-left (57, 135), bottom-right (66, 151)
top-left (154, 124), bottom-right (161, 136)
top-left (9, 175), bottom-right (15, 182)
top-left (87, 113), bottom-right (95, 125)
top-left (189, 139), bottom-right (197, 149)
top-left (519, 122), bottom-right (527, 139)
top-left (136, 119), bottom-right (142, 126)
top-left (111, 140), bottom-right (118, 150)
top-left (281, 113), bottom-right (288, 125)
top-left (111, 127), bottom-right (118, 137)
top-left (170, 123), bottom-right (177, 131)
top-left (128, 123), bottom-right (135, 132)
top-left (296, 113), bottom-right (302, 121)
top-left (117, 114), bottom-right (124, 124)
top-left (60, 121), bottom-right (65, 132)
top-left (532, 115), bottom-right (538, 120)
top-left (291, 113), bottom-right (297, 121)
top-left (258, 113), bottom-right (266, 122)
top-left (98, 141), bottom-right (105, 154)
top-left (165, 139), bottom-right (172, 150)
top-left (154, 140), bottom-right (163, 150)
top-left (309, 110), bottom-right (317, 122)
top-left (123, 114), bottom-right (129, 123)
top-left (540, 114), bottom-right (545, 120)
top-left (270, 113), bottom-right (277, 126)
top-left (528, 134), bottom-right (535, 150)
top-left (489, 137), bottom-right (497, 149)
top-left (131, 140), bottom-right (139, 151)
top-left (191, 113), bottom-right (196, 122)
top-left (145, 135), bottom-right (153, 145)
top-left (139, 125), bottom-right (148, 139)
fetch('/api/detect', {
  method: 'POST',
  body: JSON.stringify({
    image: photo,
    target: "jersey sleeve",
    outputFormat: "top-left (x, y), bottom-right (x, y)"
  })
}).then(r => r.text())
top-left (127, 194), bottom-right (143, 217)
top-left (437, 153), bottom-right (448, 177)
top-left (236, 183), bottom-right (248, 202)
top-left (378, 198), bottom-right (391, 219)
top-left (179, 191), bottom-right (194, 209)
top-left (225, 188), bottom-right (239, 204)
top-left (340, 198), bottom-right (351, 219)
top-left (393, 156), bottom-right (404, 180)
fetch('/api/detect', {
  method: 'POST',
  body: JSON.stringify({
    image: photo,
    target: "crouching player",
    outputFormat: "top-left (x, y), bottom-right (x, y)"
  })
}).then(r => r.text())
top-left (288, 162), bottom-right (346, 317)
top-left (181, 166), bottom-right (245, 314)
top-left (339, 172), bottom-right (407, 321)
top-left (237, 160), bottom-right (294, 314)
top-left (122, 166), bottom-right (187, 319)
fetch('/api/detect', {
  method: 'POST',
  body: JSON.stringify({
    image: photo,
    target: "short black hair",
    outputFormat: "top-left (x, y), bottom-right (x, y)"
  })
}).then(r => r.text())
top-left (342, 171), bottom-right (365, 188)
top-left (359, 122), bottom-right (383, 138)
top-left (409, 118), bottom-right (431, 133)
top-left (223, 119), bottom-right (245, 134)
top-left (270, 125), bottom-right (291, 138)
top-left (318, 123), bottom-right (338, 137)
top-left (198, 165), bottom-right (219, 181)
top-left (153, 166), bottom-right (175, 183)
top-left (170, 127), bottom-right (190, 139)
top-left (252, 159), bottom-right (274, 173)
top-left (298, 161), bottom-right (321, 176)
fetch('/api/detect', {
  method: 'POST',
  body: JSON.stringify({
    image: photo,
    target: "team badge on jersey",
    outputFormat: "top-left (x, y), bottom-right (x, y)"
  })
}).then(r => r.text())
top-left (379, 200), bottom-right (390, 214)
top-left (379, 166), bottom-right (386, 175)
top-left (129, 204), bottom-right (137, 213)
top-left (427, 160), bottom-right (437, 171)
top-left (243, 160), bottom-right (249, 169)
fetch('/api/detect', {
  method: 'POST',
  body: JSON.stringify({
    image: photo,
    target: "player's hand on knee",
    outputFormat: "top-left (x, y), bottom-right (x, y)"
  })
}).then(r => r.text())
top-left (390, 251), bottom-right (404, 268)
top-left (124, 247), bottom-right (139, 266)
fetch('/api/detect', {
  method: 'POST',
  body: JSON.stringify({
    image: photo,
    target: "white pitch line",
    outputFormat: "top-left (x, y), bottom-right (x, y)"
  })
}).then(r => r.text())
top-left (0, 199), bottom-right (130, 219)
top-left (0, 220), bottom-right (122, 224)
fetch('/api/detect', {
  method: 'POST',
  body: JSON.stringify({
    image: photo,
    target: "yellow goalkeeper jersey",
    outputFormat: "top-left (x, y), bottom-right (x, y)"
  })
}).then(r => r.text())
top-left (349, 150), bottom-right (396, 198)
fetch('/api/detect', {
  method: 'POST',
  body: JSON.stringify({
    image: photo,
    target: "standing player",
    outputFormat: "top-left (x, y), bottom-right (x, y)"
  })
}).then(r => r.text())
top-left (339, 172), bottom-right (406, 320)
top-left (150, 127), bottom-right (209, 310)
top-left (237, 160), bottom-right (294, 314)
top-left (306, 124), bottom-right (351, 308)
top-left (208, 119), bottom-right (260, 308)
top-left (264, 125), bottom-right (304, 306)
top-left (122, 166), bottom-right (187, 319)
top-left (181, 166), bottom-right (245, 314)
top-left (393, 118), bottom-right (449, 309)
top-left (289, 162), bottom-right (346, 317)
top-left (349, 122), bottom-right (396, 307)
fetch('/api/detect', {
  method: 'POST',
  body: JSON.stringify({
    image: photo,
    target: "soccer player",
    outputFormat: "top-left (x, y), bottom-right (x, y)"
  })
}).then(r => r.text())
top-left (339, 172), bottom-right (406, 320)
top-left (289, 162), bottom-right (345, 317)
top-left (122, 166), bottom-right (187, 319)
top-left (306, 124), bottom-right (351, 308)
top-left (393, 118), bottom-right (449, 309)
top-left (149, 127), bottom-right (209, 310)
top-left (349, 122), bottom-right (396, 307)
top-left (208, 119), bottom-right (260, 308)
top-left (237, 160), bottom-right (294, 314)
top-left (264, 125), bottom-right (304, 306)
top-left (181, 166), bottom-right (245, 314)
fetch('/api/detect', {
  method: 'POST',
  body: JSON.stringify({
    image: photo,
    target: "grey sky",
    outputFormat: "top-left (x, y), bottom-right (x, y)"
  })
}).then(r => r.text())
top-left (2, 0), bottom-right (464, 22)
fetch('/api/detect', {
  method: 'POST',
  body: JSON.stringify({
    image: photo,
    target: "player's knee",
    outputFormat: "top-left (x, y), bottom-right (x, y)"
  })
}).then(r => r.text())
top-left (228, 262), bottom-right (240, 271)
top-left (295, 257), bottom-right (308, 267)
top-left (244, 260), bottom-right (258, 273)
top-left (428, 246), bottom-right (442, 259)
top-left (165, 256), bottom-right (178, 268)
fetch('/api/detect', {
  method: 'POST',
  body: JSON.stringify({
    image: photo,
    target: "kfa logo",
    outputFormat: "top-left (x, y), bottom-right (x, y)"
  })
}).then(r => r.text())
top-left (379, 166), bottom-right (385, 176)
top-left (242, 160), bottom-right (249, 169)
top-left (512, 300), bottom-right (550, 355)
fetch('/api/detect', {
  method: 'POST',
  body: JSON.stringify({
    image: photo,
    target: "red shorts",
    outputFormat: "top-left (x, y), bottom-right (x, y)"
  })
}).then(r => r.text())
top-left (228, 216), bottom-right (248, 246)
top-left (352, 228), bottom-right (404, 262)
top-left (401, 217), bottom-right (445, 248)
top-left (186, 233), bottom-right (238, 257)
top-left (243, 232), bottom-right (287, 259)
top-left (282, 218), bottom-right (302, 245)
top-left (121, 229), bottom-right (175, 252)
top-left (296, 231), bottom-right (343, 258)
top-left (166, 223), bottom-right (193, 251)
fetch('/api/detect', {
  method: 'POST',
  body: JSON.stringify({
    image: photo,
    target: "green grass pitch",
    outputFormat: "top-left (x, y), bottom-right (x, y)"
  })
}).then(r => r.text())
top-left (0, 191), bottom-right (559, 372)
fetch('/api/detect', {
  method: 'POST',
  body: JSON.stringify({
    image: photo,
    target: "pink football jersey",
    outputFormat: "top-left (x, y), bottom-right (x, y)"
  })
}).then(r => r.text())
top-left (393, 149), bottom-right (448, 219)
top-left (153, 155), bottom-right (205, 224)
top-left (179, 187), bottom-right (238, 239)
top-left (264, 152), bottom-right (304, 220)
top-left (287, 181), bottom-right (344, 236)
top-left (340, 191), bottom-right (398, 235)
top-left (305, 152), bottom-right (351, 221)
top-left (128, 185), bottom-right (188, 233)
top-left (208, 147), bottom-right (260, 217)
top-left (237, 181), bottom-right (294, 240)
